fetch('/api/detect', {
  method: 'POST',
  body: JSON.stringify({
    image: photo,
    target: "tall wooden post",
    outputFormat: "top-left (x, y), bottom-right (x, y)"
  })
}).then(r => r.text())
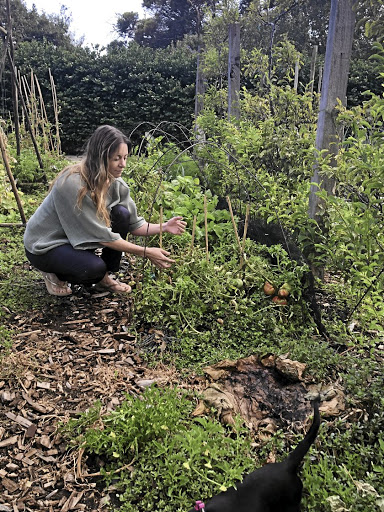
top-left (194, 43), bottom-right (205, 138)
top-left (228, 22), bottom-right (240, 121)
top-left (308, 0), bottom-right (356, 222)
top-left (317, 65), bottom-right (323, 94)
top-left (294, 57), bottom-right (300, 92)
top-left (309, 45), bottom-right (318, 94)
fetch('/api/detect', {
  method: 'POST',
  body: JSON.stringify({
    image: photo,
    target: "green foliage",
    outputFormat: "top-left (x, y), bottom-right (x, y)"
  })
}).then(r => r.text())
top-left (310, 89), bottom-right (384, 330)
top-left (302, 416), bottom-right (384, 511)
top-left (10, 40), bottom-right (196, 153)
top-left (0, 164), bottom-right (25, 223)
top-left (0, 324), bottom-right (13, 354)
top-left (196, 83), bottom-right (318, 193)
top-left (62, 386), bottom-right (257, 512)
top-left (0, 0), bottom-right (73, 47)
top-left (133, 221), bottom-right (329, 373)
top-left (1, 8), bottom-right (384, 511)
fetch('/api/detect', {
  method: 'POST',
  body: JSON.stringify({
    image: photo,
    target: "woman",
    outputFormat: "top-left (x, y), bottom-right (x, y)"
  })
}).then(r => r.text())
top-left (24, 125), bottom-right (186, 296)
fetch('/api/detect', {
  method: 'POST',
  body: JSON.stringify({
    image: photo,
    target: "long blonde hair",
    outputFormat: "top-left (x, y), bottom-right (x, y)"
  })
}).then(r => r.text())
top-left (55, 126), bottom-right (131, 226)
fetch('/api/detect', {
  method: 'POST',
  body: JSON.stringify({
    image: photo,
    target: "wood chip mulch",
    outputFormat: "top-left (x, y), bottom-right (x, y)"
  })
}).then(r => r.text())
top-left (0, 283), bottom-right (183, 512)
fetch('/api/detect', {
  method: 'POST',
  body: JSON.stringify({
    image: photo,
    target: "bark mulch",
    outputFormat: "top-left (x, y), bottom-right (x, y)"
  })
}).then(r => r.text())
top-left (0, 284), bottom-right (181, 512)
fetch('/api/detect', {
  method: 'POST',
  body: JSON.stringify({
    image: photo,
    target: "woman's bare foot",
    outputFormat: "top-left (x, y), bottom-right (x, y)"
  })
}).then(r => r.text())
top-left (94, 273), bottom-right (132, 293)
top-left (40, 272), bottom-right (72, 296)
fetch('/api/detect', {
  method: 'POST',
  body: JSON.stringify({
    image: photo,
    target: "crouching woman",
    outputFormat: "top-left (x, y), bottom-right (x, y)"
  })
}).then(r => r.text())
top-left (24, 125), bottom-right (186, 296)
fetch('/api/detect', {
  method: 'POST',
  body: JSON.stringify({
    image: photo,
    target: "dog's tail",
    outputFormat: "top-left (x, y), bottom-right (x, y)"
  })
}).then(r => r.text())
top-left (284, 398), bottom-right (320, 473)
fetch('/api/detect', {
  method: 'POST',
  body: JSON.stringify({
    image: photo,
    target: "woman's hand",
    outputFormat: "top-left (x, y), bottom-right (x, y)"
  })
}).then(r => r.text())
top-left (145, 247), bottom-right (175, 269)
top-left (164, 216), bottom-right (187, 235)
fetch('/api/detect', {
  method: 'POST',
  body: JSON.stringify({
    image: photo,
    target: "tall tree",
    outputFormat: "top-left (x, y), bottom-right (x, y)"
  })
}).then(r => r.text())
top-left (115, 0), bottom-right (213, 48)
top-left (114, 12), bottom-right (140, 41)
top-left (0, 0), bottom-right (73, 47)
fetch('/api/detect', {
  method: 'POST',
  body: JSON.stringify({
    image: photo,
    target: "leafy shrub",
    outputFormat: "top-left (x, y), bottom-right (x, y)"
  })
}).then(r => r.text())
top-left (63, 386), bottom-right (257, 512)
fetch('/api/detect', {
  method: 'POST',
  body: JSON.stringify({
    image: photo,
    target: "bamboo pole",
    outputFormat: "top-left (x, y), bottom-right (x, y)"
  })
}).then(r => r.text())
top-left (30, 69), bottom-right (37, 140)
top-left (0, 129), bottom-right (27, 224)
top-left (35, 74), bottom-right (51, 152)
top-left (159, 206), bottom-right (163, 249)
top-left (49, 69), bottom-right (61, 155)
top-left (6, 48), bottom-right (46, 180)
top-left (204, 195), bottom-right (209, 261)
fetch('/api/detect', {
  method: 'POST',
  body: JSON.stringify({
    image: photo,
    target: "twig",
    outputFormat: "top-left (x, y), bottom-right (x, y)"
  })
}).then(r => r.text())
top-left (79, 456), bottom-right (136, 479)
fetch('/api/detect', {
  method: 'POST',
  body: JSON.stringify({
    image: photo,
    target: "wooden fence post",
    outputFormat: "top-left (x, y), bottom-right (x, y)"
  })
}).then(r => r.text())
top-left (294, 57), bottom-right (300, 92)
top-left (309, 45), bottom-right (318, 94)
top-left (228, 22), bottom-right (241, 121)
top-left (309, 0), bottom-right (356, 222)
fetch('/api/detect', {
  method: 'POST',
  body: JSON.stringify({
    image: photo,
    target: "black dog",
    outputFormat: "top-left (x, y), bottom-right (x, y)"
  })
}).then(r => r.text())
top-left (189, 399), bottom-right (320, 512)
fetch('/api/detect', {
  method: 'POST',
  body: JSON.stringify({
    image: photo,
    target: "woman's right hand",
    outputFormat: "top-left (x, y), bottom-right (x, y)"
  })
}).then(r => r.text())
top-left (145, 247), bottom-right (175, 269)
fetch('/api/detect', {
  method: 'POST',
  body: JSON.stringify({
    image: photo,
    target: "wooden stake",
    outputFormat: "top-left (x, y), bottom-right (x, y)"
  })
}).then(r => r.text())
top-left (294, 57), bottom-right (300, 92)
top-left (240, 203), bottom-right (250, 267)
top-left (226, 196), bottom-right (241, 250)
top-left (309, 45), bottom-right (318, 94)
top-left (204, 195), bottom-right (209, 261)
top-left (0, 129), bottom-right (27, 224)
top-left (190, 215), bottom-right (196, 252)
top-left (159, 206), bottom-right (163, 249)
top-left (49, 68), bottom-right (61, 155)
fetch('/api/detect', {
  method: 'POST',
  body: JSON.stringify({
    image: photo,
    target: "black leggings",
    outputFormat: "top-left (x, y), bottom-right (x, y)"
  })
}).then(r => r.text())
top-left (25, 205), bottom-right (130, 285)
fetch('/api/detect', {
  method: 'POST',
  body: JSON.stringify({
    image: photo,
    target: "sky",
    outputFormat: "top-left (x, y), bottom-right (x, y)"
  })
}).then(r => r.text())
top-left (23, 0), bottom-right (146, 47)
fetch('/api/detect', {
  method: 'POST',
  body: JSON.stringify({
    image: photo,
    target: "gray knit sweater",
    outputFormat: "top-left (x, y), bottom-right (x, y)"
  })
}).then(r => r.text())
top-left (24, 170), bottom-right (145, 255)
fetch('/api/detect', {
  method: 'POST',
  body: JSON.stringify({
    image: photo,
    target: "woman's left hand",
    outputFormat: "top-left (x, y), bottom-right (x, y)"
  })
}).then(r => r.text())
top-left (165, 216), bottom-right (187, 235)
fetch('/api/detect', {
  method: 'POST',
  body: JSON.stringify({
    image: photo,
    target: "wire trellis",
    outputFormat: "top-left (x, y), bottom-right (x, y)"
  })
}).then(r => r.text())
top-left (125, 120), bottom-right (384, 329)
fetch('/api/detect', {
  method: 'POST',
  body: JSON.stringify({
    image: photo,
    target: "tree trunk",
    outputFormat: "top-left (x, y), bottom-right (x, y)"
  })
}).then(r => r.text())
top-left (308, 0), bottom-right (356, 222)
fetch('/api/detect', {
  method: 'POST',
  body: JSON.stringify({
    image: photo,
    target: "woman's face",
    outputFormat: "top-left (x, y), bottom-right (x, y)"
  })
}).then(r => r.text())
top-left (107, 143), bottom-right (129, 179)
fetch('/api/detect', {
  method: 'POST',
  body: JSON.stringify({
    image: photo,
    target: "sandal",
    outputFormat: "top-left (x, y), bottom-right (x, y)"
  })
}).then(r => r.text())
top-left (93, 278), bottom-right (132, 294)
top-left (40, 272), bottom-right (72, 297)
